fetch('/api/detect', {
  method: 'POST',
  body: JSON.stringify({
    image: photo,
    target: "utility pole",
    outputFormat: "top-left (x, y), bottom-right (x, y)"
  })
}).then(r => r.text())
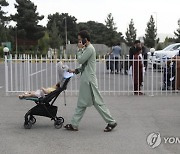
top-left (15, 26), bottom-right (18, 55)
top-left (63, 17), bottom-right (68, 59)
top-left (64, 17), bottom-right (67, 46)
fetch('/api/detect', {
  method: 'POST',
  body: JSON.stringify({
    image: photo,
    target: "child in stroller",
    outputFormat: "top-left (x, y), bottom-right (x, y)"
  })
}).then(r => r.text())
top-left (19, 62), bottom-right (72, 129)
top-left (19, 82), bottom-right (60, 99)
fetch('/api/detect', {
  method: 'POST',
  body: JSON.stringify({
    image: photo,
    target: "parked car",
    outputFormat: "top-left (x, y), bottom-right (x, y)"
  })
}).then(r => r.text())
top-left (148, 43), bottom-right (180, 68)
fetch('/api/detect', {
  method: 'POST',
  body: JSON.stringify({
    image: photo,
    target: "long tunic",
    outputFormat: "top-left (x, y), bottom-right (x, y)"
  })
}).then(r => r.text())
top-left (132, 54), bottom-right (143, 85)
top-left (75, 44), bottom-right (104, 107)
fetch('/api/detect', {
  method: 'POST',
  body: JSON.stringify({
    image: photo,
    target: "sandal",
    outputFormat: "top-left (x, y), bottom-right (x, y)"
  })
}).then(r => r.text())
top-left (104, 123), bottom-right (117, 132)
top-left (64, 124), bottom-right (78, 131)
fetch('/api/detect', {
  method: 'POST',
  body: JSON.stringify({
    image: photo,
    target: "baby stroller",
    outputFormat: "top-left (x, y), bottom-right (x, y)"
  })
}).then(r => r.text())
top-left (23, 77), bottom-right (71, 129)
top-left (20, 62), bottom-right (72, 129)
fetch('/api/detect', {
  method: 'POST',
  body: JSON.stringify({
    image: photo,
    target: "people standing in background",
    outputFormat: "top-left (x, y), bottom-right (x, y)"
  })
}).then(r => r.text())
top-left (171, 50), bottom-right (180, 90)
top-left (132, 47), bottom-right (144, 95)
top-left (108, 42), bottom-right (121, 74)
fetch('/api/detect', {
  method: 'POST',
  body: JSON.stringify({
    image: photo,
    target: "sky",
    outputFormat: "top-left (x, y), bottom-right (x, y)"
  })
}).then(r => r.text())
top-left (4, 0), bottom-right (180, 39)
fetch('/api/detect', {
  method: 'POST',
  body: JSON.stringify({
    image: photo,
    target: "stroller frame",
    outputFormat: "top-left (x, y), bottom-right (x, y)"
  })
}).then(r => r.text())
top-left (23, 78), bottom-right (70, 129)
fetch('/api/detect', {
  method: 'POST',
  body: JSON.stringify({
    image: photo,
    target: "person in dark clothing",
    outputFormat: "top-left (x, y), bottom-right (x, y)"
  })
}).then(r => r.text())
top-left (106, 43), bottom-right (121, 74)
top-left (141, 42), bottom-right (149, 71)
top-left (132, 47), bottom-right (144, 95)
top-left (129, 40), bottom-right (141, 67)
top-left (162, 50), bottom-right (180, 90)
top-left (111, 43), bottom-right (121, 73)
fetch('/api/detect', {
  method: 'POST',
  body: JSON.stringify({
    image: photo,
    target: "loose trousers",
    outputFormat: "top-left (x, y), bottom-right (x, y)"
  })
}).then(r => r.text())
top-left (71, 103), bottom-right (116, 128)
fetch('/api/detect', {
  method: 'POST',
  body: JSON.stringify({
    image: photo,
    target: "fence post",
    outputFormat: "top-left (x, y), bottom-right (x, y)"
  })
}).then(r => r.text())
top-left (103, 55), bottom-right (106, 95)
top-left (151, 59), bottom-right (154, 96)
top-left (10, 54), bottom-right (13, 92)
top-left (5, 55), bottom-right (9, 95)
top-left (75, 54), bottom-right (78, 95)
top-left (35, 55), bottom-right (38, 90)
top-left (128, 56), bottom-right (130, 95)
top-left (70, 55), bottom-right (72, 96)
top-left (27, 54), bottom-right (30, 91)
top-left (98, 55), bottom-right (101, 93)
top-left (108, 55), bottom-right (110, 95)
top-left (15, 54), bottom-right (18, 92)
top-left (41, 55), bottom-right (43, 88)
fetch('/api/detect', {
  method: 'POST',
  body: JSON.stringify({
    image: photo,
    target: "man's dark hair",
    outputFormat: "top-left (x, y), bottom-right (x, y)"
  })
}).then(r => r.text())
top-left (134, 40), bottom-right (140, 44)
top-left (78, 30), bottom-right (91, 41)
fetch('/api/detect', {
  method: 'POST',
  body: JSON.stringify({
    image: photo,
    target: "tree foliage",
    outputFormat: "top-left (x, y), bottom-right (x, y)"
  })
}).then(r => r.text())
top-left (78, 20), bottom-right (124, 47)
top-left (47, 13), bottom-right (77, 45)
top-left (104, 13), bottom-right (124, 47)
top-left (11, 0), bottom-right (45, 41)
top-left (0, 0), bottom-right (9, 43)
top-left (49, 20), bottom-right (62, 49)
top-left (105, 13), bottom-right (117, 31)
top-left (144, 15), bottom-right (157, 48)
top-left (125, 19), bottom-right (136, 46)
top-left (38, 31), bottom-right (50, 55)
top-left (174, 20), bottom-right (180, 43)
top-left (78, 21), bottom-right (108, 44)
top-left (0, 0), bottom-right (9, 25)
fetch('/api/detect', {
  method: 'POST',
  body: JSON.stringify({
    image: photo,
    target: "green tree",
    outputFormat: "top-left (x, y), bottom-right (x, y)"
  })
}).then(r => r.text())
top-left (0, 0), bottom-right (9, 43)
top-left (38, 31), bottom-right (50, 56)
top-left (144, 15), bottom-right (157, 48)
top-left (49, 20), bottom-right (62, 49)
top-left (47, 13), bottom-right (77, 46)
top-left (78, 21), bottom-right (108, 44)
top-left (78, 20), bottom-right (124, 47)
top-left (105, 13), bottom-right (124, 47)
top-left (174, 20), bottom-right (180, 43)
top-left (0, 0), bottom-right (9, 24)
top-left (11, 0), bottom-right (45, 42)
top-left (125, 19), bottom-right (136, 46)
top-left (105, 13), bottom-right (117, 31)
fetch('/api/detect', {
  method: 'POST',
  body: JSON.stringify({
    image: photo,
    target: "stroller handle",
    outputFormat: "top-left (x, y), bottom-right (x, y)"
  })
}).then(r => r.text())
top-left (61, 77), bottom-right (71, 91)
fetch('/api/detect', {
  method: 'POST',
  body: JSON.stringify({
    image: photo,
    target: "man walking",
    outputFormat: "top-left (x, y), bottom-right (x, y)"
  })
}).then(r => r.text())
top-left (64, 30), bottom-right (117, 132)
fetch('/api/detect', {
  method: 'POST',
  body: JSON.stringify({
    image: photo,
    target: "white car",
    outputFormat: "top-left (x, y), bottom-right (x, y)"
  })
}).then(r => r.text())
top-left (148, 43), bottom-right (180, 68)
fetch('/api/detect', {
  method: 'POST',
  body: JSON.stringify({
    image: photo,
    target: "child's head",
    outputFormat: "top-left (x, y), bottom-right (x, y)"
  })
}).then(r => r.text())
top-left (56, 82), bottom-right (60, 88)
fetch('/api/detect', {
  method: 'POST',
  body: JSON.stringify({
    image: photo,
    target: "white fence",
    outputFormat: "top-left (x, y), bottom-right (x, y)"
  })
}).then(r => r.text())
top-left (4, 54), bottom-right (180, 96)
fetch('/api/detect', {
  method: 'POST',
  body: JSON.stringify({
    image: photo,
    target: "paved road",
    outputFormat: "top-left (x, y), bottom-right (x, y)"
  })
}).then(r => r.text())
top-left (1, 62), bottom-right (180, 154)
top-left (0, 95), bottom-right (180, 154)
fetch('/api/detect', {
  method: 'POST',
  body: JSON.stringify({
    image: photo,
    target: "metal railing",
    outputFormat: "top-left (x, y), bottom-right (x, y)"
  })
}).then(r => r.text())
top-left (4, 54), bottom-right (180, 96)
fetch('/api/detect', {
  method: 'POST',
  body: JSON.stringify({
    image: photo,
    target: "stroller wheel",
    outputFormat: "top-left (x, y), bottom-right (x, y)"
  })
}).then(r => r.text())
top-left (57, 117), bottom-right (64, 123)
top-left (54, 117), bottom-right (64, 129)
top-left (24, 121), bottom-right (32, 129)
top-left (30, 116), bottom-right (36, 125)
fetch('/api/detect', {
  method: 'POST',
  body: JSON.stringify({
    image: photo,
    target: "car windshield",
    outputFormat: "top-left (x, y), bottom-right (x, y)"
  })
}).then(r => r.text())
top-left (163, 44), bottom-right (180, 51)
top-left (171, 45), bottom-right (180, 50)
